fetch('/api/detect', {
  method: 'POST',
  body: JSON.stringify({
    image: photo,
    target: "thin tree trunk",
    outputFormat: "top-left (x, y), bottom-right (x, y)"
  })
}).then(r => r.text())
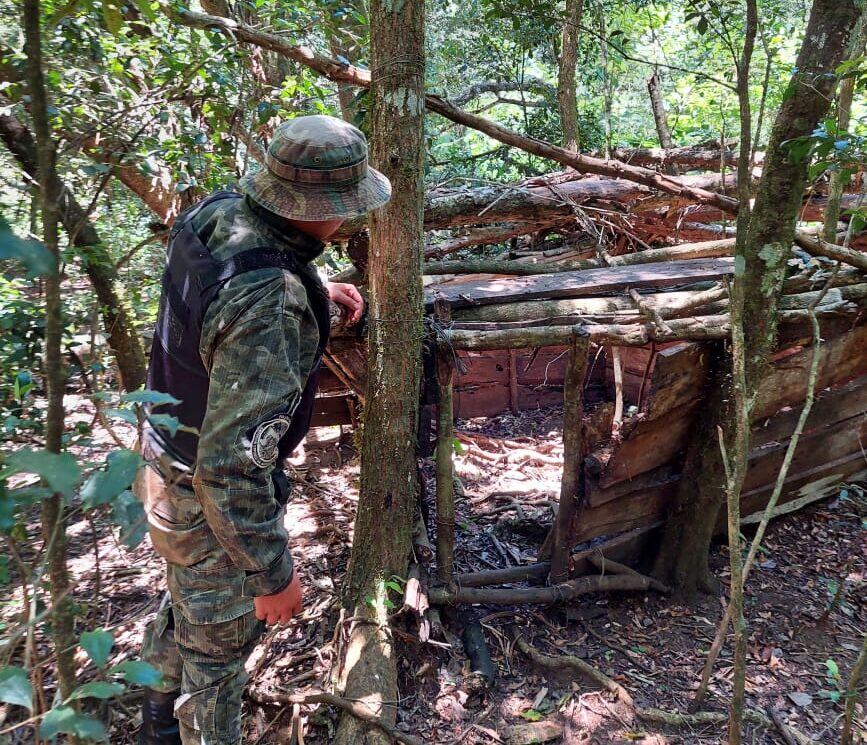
top-left (23, 0), bottom-right (78, 705)
top-left (596, 4), bottom-right (613, 157)
top-left (725, 1), bottom-right (759, 737)
top-left (823, 11), bottom-right (866, 243)
top-left (651, 0), bottom-right (858, 601)
top-left (647, 69), bottom-right (678, 175)
top-left (557, 0), bottom-right (582, 152)
top-left (0, 112), bottom-right (147, 391)
top-left (841, 630), bottom-right (867, 745)
top-left (333, 0), bottom-right (425, 738)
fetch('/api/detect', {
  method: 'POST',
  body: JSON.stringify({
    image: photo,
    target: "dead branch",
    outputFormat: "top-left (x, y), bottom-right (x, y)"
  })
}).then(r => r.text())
top-left (637, 708), bottom-right (817, 745)
top-left (430, 572), bottom-right (652, 606)
top-left (514, 634), bottom-right (634, 707)
top-left (247, 688), bottom-right (424, 745)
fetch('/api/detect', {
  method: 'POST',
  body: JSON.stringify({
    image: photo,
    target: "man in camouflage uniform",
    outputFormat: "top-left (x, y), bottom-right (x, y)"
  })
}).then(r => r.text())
top-left (136, 115), bottom-right (391, 744)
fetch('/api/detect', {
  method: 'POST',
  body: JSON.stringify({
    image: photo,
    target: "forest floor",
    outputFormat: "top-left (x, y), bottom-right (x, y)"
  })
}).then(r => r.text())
top-left (3, 402), bottom-right (865, 744)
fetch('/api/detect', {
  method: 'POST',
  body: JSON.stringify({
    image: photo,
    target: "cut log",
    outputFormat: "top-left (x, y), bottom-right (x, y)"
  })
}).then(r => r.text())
top-left (426, 257), bottom-right (736, 309)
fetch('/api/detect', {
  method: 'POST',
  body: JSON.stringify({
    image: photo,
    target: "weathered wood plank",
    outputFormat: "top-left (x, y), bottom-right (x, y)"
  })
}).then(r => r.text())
top-left (754, 324), bottom-right (867, 420)
top-left (424, 257), bottom-right (735, 309)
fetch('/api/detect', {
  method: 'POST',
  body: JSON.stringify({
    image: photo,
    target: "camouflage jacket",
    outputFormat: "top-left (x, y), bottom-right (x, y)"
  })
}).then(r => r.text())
top-left (186, 195), bottom-right (324, 596)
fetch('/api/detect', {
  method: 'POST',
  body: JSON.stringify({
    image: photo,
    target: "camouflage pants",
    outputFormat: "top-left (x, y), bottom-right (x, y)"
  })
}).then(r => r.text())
top-left (138, 463), bottom-right (266, 744)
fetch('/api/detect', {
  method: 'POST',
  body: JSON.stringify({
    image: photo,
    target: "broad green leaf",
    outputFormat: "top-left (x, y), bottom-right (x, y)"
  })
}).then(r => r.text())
top-left (121, 390), bottom-right (181, 407)
top-left (102, 0), bottom-right (123, 34)
top-left (68, 681), bottom-right (125, 702)
top-left (81, 449), bottom-right (142, 508)
top-left (825, 658), bottom-right (840, 678)
top-left (110, 660), bottom-right (163, 687)
top-left (520, 708), bottom-right (544, 722)
top-left (40, 705), bottom-right (108, 741)
top-left (111, 490), bottom-right (147, 548)
top-left (0, 666), bottom-right (33, 710)
top-left (80, 629), bottom-right (114, 668)
top-left (105, 408), bottom-right (138, 425)
top-left (0, 218), bottom-right (55, 277)
top-left (1, 450), bottom-right (81, 498)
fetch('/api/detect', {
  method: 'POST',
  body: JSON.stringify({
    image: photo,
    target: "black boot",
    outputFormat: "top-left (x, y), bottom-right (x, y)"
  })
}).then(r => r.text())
top-left (139, 688), bottom-right (182, 745)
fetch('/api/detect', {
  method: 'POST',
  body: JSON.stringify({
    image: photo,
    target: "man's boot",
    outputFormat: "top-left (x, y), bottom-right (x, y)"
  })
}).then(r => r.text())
top-left (139, 688), bottom-right (182, 745)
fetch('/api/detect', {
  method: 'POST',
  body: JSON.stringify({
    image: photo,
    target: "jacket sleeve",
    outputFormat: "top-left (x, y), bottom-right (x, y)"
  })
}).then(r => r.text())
top-left (192, 273), bottom-right (308, 597)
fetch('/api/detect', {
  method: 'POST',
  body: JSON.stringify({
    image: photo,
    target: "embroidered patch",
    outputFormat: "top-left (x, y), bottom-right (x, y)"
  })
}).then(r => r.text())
top-left (249, 414), bottom-right (293, 468)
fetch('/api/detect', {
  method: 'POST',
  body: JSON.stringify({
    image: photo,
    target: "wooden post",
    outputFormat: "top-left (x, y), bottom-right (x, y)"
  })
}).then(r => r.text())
top-left (508, 349), bottom-right (519, 414)
top-left (434, 298), bottom-right (456, 583)
top-left (549, 332), bottom-right (590, 583)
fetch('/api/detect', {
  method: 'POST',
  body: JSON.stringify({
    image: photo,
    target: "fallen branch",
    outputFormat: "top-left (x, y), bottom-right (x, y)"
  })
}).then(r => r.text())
top-left (587, 553), bottom-right (670, 594)
top-left (794, 229), bottom-right (867, 272)
top-left (430, 572), bottom-right (652, 606)
top-left (514, 634), bottom-right (634, 706)
top-left (247, 688), bottom-right (424, 745)
top-left (637, 708), bottom-right (817, 744)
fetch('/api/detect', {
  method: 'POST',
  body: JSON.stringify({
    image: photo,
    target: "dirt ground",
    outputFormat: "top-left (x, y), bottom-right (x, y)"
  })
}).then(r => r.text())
top-left (2, 403), bottom-right (865, 744)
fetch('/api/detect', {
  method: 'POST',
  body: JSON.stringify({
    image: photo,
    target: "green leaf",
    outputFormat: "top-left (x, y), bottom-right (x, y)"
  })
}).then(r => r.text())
top-left (40, 705), bottom-right (108, 741)
top-left (67, 681), bottom-right (125, 701)
top-left (1, 450), bottom-right (81, 498)
top-left (80, 629), bottom-right (115, 668)
top-left (0, 666), bottom-right (33, 710)
top-left (0, 217), bottom-right (55, 277)
top-left (121, 390), bottom-right (181, 407)
top-left (105, 408), bottom-right (138, 425)
top-left (825, 658), bottom-right (840, 678)
top-left (111, 490), bottom-right (147, 548)
top-left (81, 449), bottom-right (142, 508)
top-left (520, 708), bottom-right (544, 722)
top-left (110, 660), bottom-right (163, 687)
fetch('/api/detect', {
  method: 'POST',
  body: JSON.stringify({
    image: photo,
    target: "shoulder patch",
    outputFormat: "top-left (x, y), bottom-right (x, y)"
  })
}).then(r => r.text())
top-left (249, 414), bottom-right (293, 468)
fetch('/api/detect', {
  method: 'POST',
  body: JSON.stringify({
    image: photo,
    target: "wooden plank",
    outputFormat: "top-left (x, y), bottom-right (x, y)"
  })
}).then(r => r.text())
top-left (596, 399), bottom-right (700, 488)
top-left (751, 375), bottom-right (867, 448)
top-left (742, 414), bottom-right (867, 494)
top-left (454, 382), bottom-right (509, 418)
top-left (642, 342), bottom-right (708, 420)
top-left (424, 257), bottom-right (735, 309)
top-left (515, 346), bottom-right (570, 385)
top-left (754, 324), bottom-right (867, 419)
top-left (574, 482), bottom-right (673, 543)
top-left (454, 350), bottom-right (510, 384)
top-left (586, 463), bottom-right (679, 508)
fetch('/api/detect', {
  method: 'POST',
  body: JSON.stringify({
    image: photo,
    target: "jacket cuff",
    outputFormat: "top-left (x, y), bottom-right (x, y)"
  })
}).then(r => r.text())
top-left (242, 548), bottom-right (294, 597)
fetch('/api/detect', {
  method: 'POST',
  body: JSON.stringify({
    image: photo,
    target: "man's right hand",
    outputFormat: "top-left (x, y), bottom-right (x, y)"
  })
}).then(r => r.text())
top-left (254, 572), bottom-right (303, 625)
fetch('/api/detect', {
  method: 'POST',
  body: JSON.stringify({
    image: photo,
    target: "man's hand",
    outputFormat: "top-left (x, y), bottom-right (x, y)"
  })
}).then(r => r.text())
top-left (327, 282), bottom-right (365, 324)
top-left (254, 572), bottom-right (303, 625)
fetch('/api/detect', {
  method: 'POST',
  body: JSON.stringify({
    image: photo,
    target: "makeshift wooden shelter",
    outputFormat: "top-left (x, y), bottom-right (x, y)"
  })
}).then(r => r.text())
top-left (310, 172), bottom-right (867, 603)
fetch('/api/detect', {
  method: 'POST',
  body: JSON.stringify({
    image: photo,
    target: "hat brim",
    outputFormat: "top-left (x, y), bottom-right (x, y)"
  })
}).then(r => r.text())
top-left (239, 165), bottom-right (392, 221)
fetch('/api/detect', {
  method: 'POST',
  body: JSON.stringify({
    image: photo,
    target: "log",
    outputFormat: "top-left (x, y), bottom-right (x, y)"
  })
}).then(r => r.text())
top-left (424, 219), bottom-right (573, 258)
top-left (549, 335), bottom-right (590, 582)
top-left (612, 143), bottom-right (742, 169)
top-left (443, 315), bottom-right (731, 351)
top-left (430, 573), bottom-right (653, 606)
top-left (424, 236), bottom-right (736, 275)
top-left (426, 257), bottom-right (736, 309)
top-left (794, 229), bottom-right (867, 272)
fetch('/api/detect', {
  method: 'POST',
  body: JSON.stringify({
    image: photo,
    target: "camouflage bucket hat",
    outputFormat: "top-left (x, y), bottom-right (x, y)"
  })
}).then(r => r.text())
top-left (239, 115), bottom-right (392, 221)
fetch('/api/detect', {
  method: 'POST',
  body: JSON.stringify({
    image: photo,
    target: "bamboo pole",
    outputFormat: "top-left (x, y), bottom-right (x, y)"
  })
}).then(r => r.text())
top-left (434, 298), bottom-right (456, 584)
top-left (549, 334), bottom-right (590, 583)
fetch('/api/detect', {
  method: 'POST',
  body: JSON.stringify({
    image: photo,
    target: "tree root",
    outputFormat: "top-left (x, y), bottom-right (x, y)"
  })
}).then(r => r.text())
top-left (637, 707), bottom-right (817, 744)
top-left (247, 687), bottom-right (424, 745)
top-left (514, 634), bottom-right (634, 707)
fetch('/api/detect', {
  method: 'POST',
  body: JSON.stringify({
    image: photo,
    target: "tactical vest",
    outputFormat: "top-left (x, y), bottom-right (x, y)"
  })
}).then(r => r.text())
top-left (146, 191), bottom-right (331, 467)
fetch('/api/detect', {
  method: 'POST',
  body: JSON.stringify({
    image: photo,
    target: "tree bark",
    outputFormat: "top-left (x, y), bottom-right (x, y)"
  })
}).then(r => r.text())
top-left (741, 0), bottom-right (859, 386)
top-left (646, 69), bottom-right (678, 176)
top-left (23, 0), bottom-right (78, 706)
top-left (823, 12), bottom-right (866, 243)
top-left (557, 0), bottom-right (582, 151)
top-left (334, 0), bottom-right (425, 739)
top-left (650, 0), bottom-right (860, 603)
top-left (0, 112), bottom-right (147, 391)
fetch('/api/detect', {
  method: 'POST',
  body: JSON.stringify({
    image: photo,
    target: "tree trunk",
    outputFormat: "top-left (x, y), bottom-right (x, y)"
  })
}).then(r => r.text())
top-left (0, 112), bottom-right (147, 391)
top-left (646, 69), bottom-right (678, 176)
top-left (557, 0), bottom-right (582, 151)
top-left (650, 0), bottom-right (860, 600)
top-left (333, 0), bottom-right (425, 739)
top-left (742, 0), bottom-right (858, 383)
top-left (23, 0), bottom-right (78, 706)
top-left (823, 11), bottom-right (866, 243)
